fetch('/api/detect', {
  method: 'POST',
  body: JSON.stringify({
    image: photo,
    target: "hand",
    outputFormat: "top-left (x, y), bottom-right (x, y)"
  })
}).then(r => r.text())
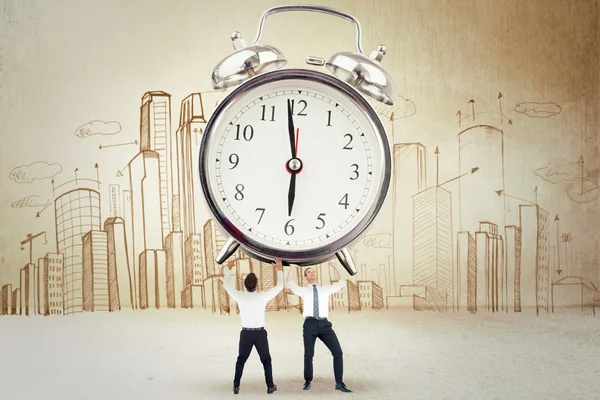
top-left (273, 258), bottom-right (283, 271)
top-left (227, 259), bottom-right (235, 269)
top-left (287, 99), bottom-right (297, 158)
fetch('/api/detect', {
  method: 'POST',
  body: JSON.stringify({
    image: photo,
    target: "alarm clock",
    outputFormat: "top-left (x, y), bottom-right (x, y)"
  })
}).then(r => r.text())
top-left (198, 4), bottom-right (396, 275)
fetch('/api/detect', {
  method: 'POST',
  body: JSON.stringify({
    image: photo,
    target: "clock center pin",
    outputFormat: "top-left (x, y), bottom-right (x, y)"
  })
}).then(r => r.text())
top-left (286, 158), bottom-right (303, 173)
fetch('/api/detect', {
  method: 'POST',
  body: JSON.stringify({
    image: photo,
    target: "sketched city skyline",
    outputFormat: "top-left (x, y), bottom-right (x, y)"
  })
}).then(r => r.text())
top-left (1, 85), bottom-right (599, 318)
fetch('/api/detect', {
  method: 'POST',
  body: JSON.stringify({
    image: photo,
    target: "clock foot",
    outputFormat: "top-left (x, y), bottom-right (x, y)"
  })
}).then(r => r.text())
top-left (216, 237), bottom-right (240, 264)
top-left (335, 248), bottom-right (357, 276)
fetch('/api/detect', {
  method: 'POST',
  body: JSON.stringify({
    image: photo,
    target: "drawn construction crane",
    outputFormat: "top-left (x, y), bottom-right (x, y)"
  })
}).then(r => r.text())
top-left (20, 231), bottom-right (47, 265)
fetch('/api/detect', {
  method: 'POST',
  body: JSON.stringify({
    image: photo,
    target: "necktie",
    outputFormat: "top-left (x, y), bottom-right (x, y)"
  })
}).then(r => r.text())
top-left (312, 284), bottom-right (319, 318)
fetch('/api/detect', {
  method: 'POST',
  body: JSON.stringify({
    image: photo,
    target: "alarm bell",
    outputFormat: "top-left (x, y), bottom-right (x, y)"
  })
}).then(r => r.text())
top-left (210, 5), bottom-right (397, 105)
top-left (211, 32), bottom-right (287, 90)
top-left (326, 45), bottom-right (396, 105)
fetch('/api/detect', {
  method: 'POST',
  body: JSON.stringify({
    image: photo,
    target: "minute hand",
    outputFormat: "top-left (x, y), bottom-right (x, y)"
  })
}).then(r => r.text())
top-left (287, 99), bottom-right (297, 158)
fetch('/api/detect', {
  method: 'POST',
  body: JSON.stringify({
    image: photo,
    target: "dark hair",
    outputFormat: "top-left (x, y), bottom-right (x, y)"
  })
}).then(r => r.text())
top-left (244, 273), bottom-right (257, 292)
top-left (304, 267), bottom-right (314, 277)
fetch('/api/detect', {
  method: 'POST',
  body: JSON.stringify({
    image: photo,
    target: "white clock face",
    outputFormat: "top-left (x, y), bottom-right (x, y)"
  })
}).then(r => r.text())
top-left (201, 71), bottom-right (389, 256)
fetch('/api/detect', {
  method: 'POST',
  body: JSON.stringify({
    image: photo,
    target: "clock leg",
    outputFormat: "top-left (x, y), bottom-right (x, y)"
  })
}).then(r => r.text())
top-left (335, 247), bottom-right (358, 276)
top-left (216, 237), bottom-right (240, 264)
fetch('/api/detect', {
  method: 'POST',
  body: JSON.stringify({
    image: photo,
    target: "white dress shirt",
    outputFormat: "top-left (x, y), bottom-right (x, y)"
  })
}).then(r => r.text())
top-left (223, 268), bottom-right (284, 328)
top-left (287, 279), bottom-right (346, 319)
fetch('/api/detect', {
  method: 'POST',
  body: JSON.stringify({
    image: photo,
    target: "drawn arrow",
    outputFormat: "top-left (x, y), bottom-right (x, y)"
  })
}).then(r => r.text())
top-left (508, 119), bottom-right (513, 125)
top-left (51, 178), bottom-right (55, 197)
top-left (99, 140), bottom-right (138, 150)
top-left (498, 92), bottom-right (503, 123)
top-left (456, 110), bottom-right (462, 127)
top-left (95, 163), bottom-right (100, 190)
top-left (438, 167), bottom-right (478, 187)
top-left (555, 214), bottom-right (562, 276)
top-left (74, 167), bottom-right (79, 185)
top-left (469, 99), bottom-right (475, 121)
top-left (578, 156), bottom-right (584, 194)
top-left (534, 185), bottom-right (538, 205)
top-left (36, 202), bottom-right (52, 218)
top-left (495, 189), bottom-right (535, 205)
top-left (435, 146), bottom-right (440, 186)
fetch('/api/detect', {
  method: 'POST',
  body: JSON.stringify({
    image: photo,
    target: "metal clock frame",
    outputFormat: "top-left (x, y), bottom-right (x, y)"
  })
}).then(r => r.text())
top-left (198, 68), bottom-right (391, 275)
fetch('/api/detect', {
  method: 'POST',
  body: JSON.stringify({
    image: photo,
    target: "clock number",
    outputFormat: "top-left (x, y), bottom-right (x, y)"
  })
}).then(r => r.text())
top-left (338, 193), bottom-right (349, 209)
top-left (234, 184), bottom-right (245, 201)
top-left (260, 105), bottom-right (275, 122)
top-left (316, 213), bottom-right (326, 229)
top-left (284, 219), bottom-right (295, 236)
top-left (350, 164), bottom-right (359, 180)
top-left (228, 153), bottom-right (239, 170)
top-left (255, 207), bottom-right (265, 224)
top-left (326, 110), bottom-right (332, 126)
top-left (290, 99), bottom-right (307, 116)
top-left (234, 124), bottom-right (254, 141)
top-left (343, 133), bottom-right (353, 150)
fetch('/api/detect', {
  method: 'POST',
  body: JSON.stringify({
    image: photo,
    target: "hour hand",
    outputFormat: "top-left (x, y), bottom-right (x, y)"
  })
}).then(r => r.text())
top-left (287, 171), bottom-right (296, 216)
top-left (287, 99), bottom-right (296, 158)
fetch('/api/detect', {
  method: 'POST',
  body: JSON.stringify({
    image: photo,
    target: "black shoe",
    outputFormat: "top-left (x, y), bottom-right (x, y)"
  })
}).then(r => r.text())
top-left (233, 386), bottom-right (239, 395)
top-left (303, 381), bottom-right (311, 390)
top-left (267, 385), bottom-right (277, 394)
top-left (335, 382), bottom-right (352, 393)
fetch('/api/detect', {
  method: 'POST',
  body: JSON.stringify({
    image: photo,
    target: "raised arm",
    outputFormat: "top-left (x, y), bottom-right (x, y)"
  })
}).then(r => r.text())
top-left (286, 263), bottom-right (303, 296)
top-left (323, 262), bottom-right (347, 295)
top-left (262, 258), bottom-right (285, 300)
top-left (222, 259), bottom-right (242, 302)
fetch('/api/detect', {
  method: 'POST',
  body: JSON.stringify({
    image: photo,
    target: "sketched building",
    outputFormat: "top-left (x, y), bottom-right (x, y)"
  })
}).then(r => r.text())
top-left (1, 284), bottom-right (12, 315)
top-left (54, 188), bottom-right (102, 315)
top-left (82, 231), bottom-right (109, 312)
top-left (519, 204), bottom-right (549, 314)
top-left (358, 281), bottom-right (384, 310)
top-left (104, 217), bottom-right (133, 310)
top-left (175, 93), bottom-right (213, 240)
top-left (202, 219), bottom-right (229, 314)
top-left (458, 125), bottom-right (505, 232)
top-left (182, 233), bottom-right (205, 308)
top-left (412, 186), bottom-right (453, 310)
top-left (20, 263), bottom-right (38, 316)
top-left (43, 252), bottom-right (64, 315)
top-left (128, 150), bottom-right (165, 309)
top-left (140, 91), bottom-right (172, 242)
top-left (504, 225), bottom-right (522, 312)
top-left (392, 143), bottom-right (426, 295)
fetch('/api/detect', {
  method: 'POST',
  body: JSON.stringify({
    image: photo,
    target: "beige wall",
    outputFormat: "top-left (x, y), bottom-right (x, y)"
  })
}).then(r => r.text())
top-left (0, 0), bottom-right (597, 314)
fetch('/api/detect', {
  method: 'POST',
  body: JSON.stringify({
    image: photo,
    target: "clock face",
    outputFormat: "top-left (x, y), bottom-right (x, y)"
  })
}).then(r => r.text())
top-left (200, 69), bottom-right (390, 260)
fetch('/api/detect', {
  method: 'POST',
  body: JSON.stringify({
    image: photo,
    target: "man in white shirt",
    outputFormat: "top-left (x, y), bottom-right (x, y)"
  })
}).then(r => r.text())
top-left (223, 257), bottom-right (284, 395)
top-left (287, 263), bottom-right (352, 393)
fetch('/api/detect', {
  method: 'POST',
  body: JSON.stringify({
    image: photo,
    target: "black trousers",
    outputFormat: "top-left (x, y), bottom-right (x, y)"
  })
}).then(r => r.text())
top-left (302, 318), bottom-right (344, 383)
top-left (234, 328), bottom-right (274, 388)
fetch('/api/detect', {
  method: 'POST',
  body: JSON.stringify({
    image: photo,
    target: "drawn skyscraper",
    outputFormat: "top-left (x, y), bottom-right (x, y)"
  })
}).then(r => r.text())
top-left (412, 186), bottom-right (453, 308)
top-left (519, 204), bottom-right (550, 314)
top-left (128, 150), bottom-right (165, 309)
top-left (54, 188), bottom-right (102, 314)
top-left (458, 125), bottom-right (506, 232)
top-left (392, 143), bottom-right (426, 295)
top-left (176, 93), bottom-right (213, 239)
top-left (82, 231), bottom-right (109, 311)
top-left (140, 91), bottom-right (172, 242)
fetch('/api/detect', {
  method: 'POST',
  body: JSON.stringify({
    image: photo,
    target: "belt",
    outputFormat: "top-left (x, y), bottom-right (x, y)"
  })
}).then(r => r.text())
top-left (305, 316), bottom-right (327, 321)
top-left (242, 327), bottom-right (264, 331)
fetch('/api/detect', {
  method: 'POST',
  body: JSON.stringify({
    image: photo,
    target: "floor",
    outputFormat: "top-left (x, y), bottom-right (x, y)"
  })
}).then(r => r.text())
top-left (1, 307), bottom-right (598, 400)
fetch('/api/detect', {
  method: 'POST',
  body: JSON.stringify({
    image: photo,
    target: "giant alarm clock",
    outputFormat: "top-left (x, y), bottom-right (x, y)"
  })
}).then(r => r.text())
top-left (198, 5), bottom-right (396, 275)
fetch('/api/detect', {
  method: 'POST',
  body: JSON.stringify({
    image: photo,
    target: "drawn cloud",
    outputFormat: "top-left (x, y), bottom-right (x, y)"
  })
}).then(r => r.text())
top-left (374, 96), bottom-right (417, 121)
top-left (11, 195), bottom-right (49, 208)
top-left (361, 233), bottom-right (392, 249)
top-left (534, 159), bottom-right (589, 184)
top-left (514, 102), bottom-right (562, 118)
top-left (9, 161), bottom-right (62, 183)
top-left (75, 120), bottom-right (122, 138)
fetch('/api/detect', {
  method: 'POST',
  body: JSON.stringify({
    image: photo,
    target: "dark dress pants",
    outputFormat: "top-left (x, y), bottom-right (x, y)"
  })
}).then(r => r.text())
top-left (234, 328), bottom-right (274, 388)
top-left (302, 318), bottom-right (344, 383)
